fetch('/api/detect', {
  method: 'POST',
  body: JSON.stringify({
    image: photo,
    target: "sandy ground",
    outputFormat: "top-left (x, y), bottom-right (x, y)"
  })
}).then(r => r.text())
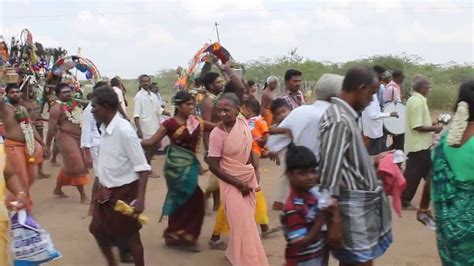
top-left (27, 152), bottom-right (442, 266)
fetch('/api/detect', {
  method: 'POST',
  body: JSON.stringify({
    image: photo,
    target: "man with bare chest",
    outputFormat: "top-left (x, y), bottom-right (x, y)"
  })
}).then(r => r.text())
top-left (0, 84), bottom-right (47, 212)
top-left (46, 83), bottom-right (89, 204)
top-left (199, 71), bottom-right (225, 211)
top-left (260, 76), bottom-right (278, 126)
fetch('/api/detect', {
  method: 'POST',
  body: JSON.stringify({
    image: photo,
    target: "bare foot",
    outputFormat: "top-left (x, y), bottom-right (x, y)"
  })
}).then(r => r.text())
top-left (80, 195), bottom-right (90, 205)
top-left (149, 172), bottom-right (160, 178)
top-left (50, 161), bottom-right (60, 167)
top-left (53, 188), bottom-right (68, 198)
top-left (38, 172), bottom-right (51, 179)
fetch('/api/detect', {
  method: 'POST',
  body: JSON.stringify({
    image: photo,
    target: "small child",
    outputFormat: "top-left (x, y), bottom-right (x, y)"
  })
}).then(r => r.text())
top-left (241, 98), bottom-right (279, 237)
top-left (268, 99), bottom-right (292, 211)
top-left (281, 144), bottom-right (342, 266)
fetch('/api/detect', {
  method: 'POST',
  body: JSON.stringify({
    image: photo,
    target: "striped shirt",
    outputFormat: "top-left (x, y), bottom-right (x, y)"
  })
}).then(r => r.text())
top-left (280, 189), bottom-right (328, 265)
top-left (319, 97), bottom-right (379, 196)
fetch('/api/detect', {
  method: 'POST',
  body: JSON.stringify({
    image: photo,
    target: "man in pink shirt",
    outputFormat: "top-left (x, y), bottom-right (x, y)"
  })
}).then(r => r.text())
top-left (384, 70), bottom-right (405, 103)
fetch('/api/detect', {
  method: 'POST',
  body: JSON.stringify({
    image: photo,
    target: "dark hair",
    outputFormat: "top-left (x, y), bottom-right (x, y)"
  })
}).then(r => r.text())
top-left (392, 70), bottom-right (404, 79)
top-left (93, 81), bottom-right (108, 90)
top-left (373, 65), bottom-right (386, 75)
top-left (138, 74), bottom-right (150, 82)
top-left (91, 85), bottom-right (119, 110)
top-left (194, 77), bottom-right (203, 87)
top-left (224, 82), bottom-right (235, 94)
top-left (270, 98), bottom-right (290, 114)
top-left (151, 82), bottom-right (158, 87)
top-left (284, 69), bottom-right (302, 81)
top-left (218, 92), bottom-right (240, 107)
top-left (203, 72), bottom-right (220, 89)
top-left (286, 144), bottom-right (318, 172)
top-left (242, 98), bottom-right (261, 115)
top-left (55, 83), bottom-right (70, 95)
top-left (456, 80), bottom-right (474, 122)
top-left (5, 83), bottom-right (19, 93)
top-left (173, 91), bottom-right (193, 105)
top-left (342, 66), bottom-right (377, 92)
top-left (247, 80), bottom-right (256, 87)
top-left (110, 78), bottom-right (121, 87)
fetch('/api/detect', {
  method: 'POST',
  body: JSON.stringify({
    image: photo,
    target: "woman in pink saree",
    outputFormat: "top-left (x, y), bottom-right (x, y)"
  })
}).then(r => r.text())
top-left (207, 93), bottom-right (268, 266)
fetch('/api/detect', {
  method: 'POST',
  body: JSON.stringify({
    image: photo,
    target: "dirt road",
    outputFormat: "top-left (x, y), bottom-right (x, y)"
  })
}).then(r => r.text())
top-left (31, 155), bottom-right (440, 266)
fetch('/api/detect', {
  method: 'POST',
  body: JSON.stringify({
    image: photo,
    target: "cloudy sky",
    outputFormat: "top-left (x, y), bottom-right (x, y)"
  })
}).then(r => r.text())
top-left (1, 0), bottom-right (473, 78)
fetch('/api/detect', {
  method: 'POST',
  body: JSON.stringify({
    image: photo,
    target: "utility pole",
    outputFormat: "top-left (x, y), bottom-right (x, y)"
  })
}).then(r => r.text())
top-left (214, 22), bottom-right (221, 43)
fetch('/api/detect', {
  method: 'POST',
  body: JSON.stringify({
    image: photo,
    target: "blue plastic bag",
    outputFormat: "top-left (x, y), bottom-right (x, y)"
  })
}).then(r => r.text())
top-left (10, 210), bottom-right (61, 265)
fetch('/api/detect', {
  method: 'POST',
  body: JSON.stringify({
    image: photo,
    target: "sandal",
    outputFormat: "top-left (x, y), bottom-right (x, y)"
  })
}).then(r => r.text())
top-left (208, 239), bottom-right (227, 250)
top-left (417, 209), bottom-right (436, 230)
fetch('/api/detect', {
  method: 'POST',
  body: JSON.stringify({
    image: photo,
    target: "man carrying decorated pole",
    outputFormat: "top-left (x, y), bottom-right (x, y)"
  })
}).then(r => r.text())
top-left (46, 83), bottom-right (89, 204)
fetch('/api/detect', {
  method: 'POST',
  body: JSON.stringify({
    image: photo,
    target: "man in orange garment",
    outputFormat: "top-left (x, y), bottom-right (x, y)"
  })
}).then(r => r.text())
top-left (0, 84), bottom-right (46, 211)
top-left (46, 83), bottom-right (89, 204)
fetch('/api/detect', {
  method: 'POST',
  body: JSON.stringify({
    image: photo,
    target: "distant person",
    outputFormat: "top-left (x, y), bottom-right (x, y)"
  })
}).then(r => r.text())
top-left (385, 69), bottom-right (405, 103)
top-left (245, 80), bottom-right (258, 100)
top-left (373, 65), bottom-right (387, 110)
top-left (402, 75), bottom-right (442, 229)
top-left (362, 94), bottom-right (399, 155)
top-left (133, 74), bottom-right (163, 178)
top-left (431, 80), bottom-right (474, 265)
top-left (280, 69), bottom-right (305, 110)
top-left (110, 77), bottom-right (129, 119)
top-left (261, 76), bottom-right (278, 126)
top-left (385, 69), bottom-right (406, 150)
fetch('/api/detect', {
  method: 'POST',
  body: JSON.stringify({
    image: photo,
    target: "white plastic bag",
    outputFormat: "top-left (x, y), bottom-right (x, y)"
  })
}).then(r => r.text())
top-left (10, 210), bottom-right (61, 265)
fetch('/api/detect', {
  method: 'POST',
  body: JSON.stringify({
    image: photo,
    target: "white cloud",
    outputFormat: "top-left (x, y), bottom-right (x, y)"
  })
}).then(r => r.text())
top-left (399, 22), bottom-right (472, 44)
top-left (314, 9), bottom-right (354, 30)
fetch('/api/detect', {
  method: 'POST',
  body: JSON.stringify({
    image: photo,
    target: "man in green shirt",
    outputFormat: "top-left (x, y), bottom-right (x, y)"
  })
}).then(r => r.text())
top-left (402, 74), bottom-right (442, 228)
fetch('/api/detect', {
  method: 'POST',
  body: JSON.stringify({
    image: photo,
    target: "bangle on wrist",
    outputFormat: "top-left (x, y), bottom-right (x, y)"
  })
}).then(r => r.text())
top-left (17, 191), bottom-right (26, 195)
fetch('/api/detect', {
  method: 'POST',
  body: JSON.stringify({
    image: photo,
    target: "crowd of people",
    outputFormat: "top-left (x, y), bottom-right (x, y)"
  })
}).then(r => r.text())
top-left (0, 61), bottom-right (473, 266)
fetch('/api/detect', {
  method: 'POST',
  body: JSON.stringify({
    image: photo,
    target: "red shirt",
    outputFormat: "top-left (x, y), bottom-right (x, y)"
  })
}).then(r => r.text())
top-left (280, 189), bottom-right (328, 266)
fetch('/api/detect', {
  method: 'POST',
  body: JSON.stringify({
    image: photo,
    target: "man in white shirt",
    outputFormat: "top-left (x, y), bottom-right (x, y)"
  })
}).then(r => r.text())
top-left (133, 74), bottom-right (163, 165)
top-left (362, 93), bottom-right (398, 155)
top-left (89, 86), bottom-right (151, 266)
top-left (110, 77), bottom-right (129, 120)
top-left (267, 73), bottom-right (344, 210)
top-left (81, 81), bottom-right (133, 263)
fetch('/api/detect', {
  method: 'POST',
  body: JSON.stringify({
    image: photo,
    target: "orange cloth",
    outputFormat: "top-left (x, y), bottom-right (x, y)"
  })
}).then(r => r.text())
top-left (56, 169), bottom-right (89, 186)
top-left (56, 131), bottom-right (89, 186)
top-left (4, 139), bottom-right (42, 211)
top-left (377, 153), bottom-right (406, 217)
top-left (208, 116), bottom-right (268, 266)
top-left (263, 108), bottom-right (273, 127)
top-left (248, 116), bottom-right (269, 156)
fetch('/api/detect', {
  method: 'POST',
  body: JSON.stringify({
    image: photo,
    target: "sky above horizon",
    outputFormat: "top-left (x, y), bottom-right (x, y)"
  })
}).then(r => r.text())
top-left (1, 0), bottom-right (473, 79)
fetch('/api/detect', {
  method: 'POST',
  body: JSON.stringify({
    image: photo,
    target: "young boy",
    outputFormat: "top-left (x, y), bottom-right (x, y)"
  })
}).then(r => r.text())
top-left (281, 144), bottom-right (342, 266)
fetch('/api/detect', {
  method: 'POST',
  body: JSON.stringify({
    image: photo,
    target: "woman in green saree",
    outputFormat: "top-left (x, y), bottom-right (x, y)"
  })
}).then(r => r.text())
top-left (142, 91), bottom-right (213, 250)
top-left (432, 80), bottom-right (474, 265)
